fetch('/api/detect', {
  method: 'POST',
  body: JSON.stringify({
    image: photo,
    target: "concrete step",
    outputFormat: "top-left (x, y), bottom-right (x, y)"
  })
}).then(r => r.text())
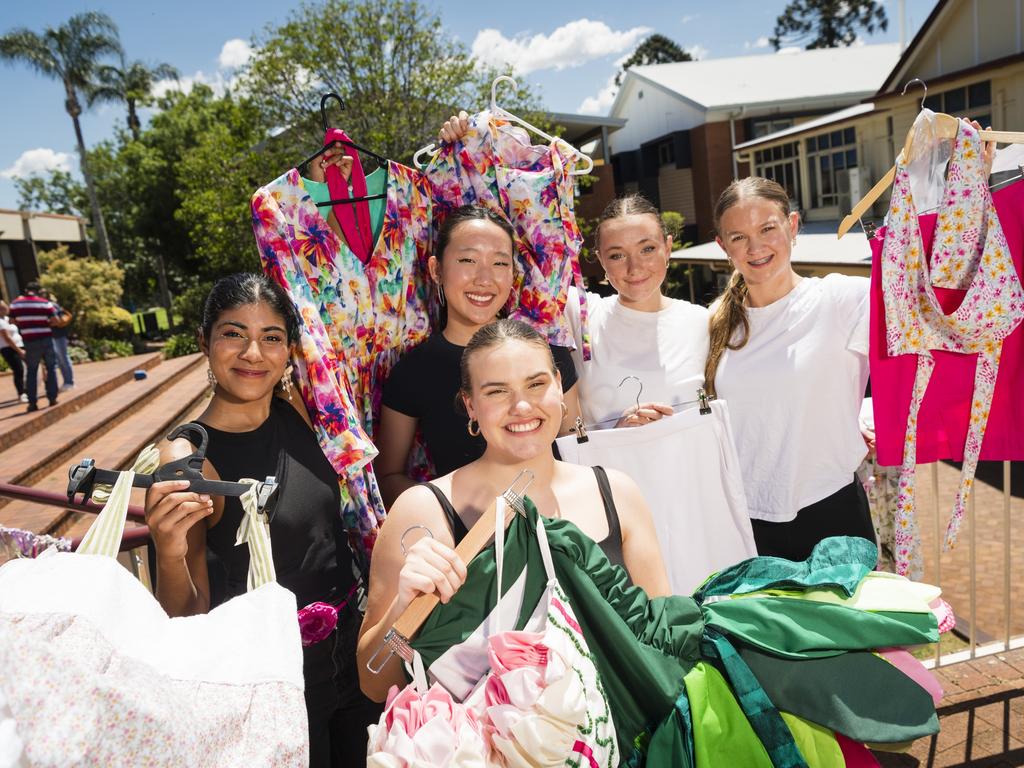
top-left (0, 362), bottom-right (212, 536)
top-left (0, 353), bottom-right (204, 496)
top-left (0, 352), bottom-right (164, 453)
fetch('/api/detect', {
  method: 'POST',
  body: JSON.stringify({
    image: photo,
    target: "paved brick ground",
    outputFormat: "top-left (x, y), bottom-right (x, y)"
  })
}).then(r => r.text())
top-left (876, 647), bottom-right (1024, 767)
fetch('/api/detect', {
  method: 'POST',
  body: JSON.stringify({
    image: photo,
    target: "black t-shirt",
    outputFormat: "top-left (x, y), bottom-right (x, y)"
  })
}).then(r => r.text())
top-left (382, 333), bottom-right (578, 477)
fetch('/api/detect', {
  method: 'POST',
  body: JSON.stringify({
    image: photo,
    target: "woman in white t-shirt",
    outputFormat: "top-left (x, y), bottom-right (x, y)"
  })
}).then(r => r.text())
top-left (704, 177), bottom-right (875, 560)
top-left (567, 194), bottom-right (710, 428)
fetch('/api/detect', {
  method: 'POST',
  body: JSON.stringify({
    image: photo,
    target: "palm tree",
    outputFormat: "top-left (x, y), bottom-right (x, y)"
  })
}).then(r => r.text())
top-left (0, 12), bottom-right (123, 262)
top-left (90, 57), bottom-right (179, 141)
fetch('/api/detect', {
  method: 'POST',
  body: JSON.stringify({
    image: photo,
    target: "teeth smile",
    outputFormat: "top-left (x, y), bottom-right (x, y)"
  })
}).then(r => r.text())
top-left (506, 419), bottom-right (541, 433)
top-left (749, 256), bottom-right (772, 266)
top-left (466, 293), bottom-right (493, 302)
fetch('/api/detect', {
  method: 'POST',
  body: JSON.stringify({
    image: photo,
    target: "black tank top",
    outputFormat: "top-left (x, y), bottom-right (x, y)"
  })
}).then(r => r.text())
top-left (423, 466), bottom-right (626, 570)
top-left (197, 398), bottom-right (354, 608)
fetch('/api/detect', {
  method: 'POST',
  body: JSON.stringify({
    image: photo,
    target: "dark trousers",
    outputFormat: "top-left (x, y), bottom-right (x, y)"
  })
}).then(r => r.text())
top-left (751, 475), bottom-right (876, 562)
top-left (1, 347), bottom-right (24, 397)
top-left (305, 602), bottom-right (383, 768)
top-left (23, 337), bottom-right (58, 406)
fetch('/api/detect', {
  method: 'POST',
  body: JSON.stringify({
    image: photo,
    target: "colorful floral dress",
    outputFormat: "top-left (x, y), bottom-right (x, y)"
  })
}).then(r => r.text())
top-left (426, 111), bottom-right (589, 357)
top-left (880, 119), bottom-right (1024, 576)
top-left (252, 161), bottom-right (433, 544)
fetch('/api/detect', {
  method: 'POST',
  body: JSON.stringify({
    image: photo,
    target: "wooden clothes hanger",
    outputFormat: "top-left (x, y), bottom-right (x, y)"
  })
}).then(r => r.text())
top-left (837, 79), bottom-right (1024, 239)
top-left (412, 75), bottom-right (595, 176)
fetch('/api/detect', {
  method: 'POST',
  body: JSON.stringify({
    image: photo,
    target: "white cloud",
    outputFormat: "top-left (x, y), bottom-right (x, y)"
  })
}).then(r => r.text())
top-left (472, 19), bottom-right (651, 75)
top-left (685, 44), bottom-right (709, 60)
top-left (578, 73), bottom-right (618, 115)
top-left (681, 14), bottom-right (699, 24)
top-left (745, 36), bottom-right (771, 50)
top-left (152, 69), bottom-right (230, 98)
top-left (1, 148), bottom-right (72, 179)
top-left (218, 38), bottom-right (253, 69)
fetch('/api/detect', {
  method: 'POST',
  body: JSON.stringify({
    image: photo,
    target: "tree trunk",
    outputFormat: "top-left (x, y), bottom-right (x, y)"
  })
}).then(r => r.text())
top-left (66, 84), bottom-right (113, 262)
top-left (155, 250), bottom-right (172, 313)
top-left (128, 99), bottom-right (140, 141)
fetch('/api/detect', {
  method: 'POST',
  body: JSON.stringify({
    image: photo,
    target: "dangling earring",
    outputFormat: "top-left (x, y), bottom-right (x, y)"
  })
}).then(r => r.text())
top-left (467, 418), bottom-right (480, 437)
top-left (207, 368), bottom-right (217, 389)
top-left (280, 366), bottom-right (294, 400)
top-left (436, 284), bottom-right (446, 307)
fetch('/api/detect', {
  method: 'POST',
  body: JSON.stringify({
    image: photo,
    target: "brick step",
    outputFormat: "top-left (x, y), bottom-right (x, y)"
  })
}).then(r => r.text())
top-left (0, 363), bottom-right (212, 536)
top-left (0, 353), bottom-right (204, 498)
top-left (60, 390), bottom-right (216, 543)
top-left (0, 352), bottom-right (164, 453)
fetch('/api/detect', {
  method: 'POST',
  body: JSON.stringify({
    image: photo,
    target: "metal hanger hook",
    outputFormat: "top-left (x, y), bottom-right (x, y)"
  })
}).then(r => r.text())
top-left (901, 78), bottom-right (928, 111)
top-left (320, 93), bottom-right (346, 132)
top-left (617, 375), bottom-right (644, 413)
top-left (491, 75), bottom-right (518, 113)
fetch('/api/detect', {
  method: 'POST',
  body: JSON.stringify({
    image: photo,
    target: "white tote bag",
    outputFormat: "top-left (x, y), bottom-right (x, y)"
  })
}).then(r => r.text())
top-left (0, 472), bottom-right (308, 767)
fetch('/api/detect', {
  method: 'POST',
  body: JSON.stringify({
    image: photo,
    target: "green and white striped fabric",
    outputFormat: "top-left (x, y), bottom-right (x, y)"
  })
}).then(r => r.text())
top-left (235, 479), bottom-right (276, 591)
top-left (77, 470), bottom-right (135, 559)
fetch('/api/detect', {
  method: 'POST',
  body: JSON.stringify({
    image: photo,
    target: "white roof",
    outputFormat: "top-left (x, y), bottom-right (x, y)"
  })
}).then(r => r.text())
top-left (671, 222), bottom-right (871, 267)
top-left (734, 103), bottom-right (878, 151)
top-left (625, 44), bottom-right (901, 113)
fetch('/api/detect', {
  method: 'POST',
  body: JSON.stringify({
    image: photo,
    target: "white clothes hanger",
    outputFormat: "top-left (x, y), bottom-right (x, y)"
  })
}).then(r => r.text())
top-left (411, 75), bottom-right (594, 175)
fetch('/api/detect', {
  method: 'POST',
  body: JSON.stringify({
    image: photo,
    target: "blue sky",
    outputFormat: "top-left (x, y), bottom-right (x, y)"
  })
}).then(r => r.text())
top-left (0, 0), bottom-right (936, 209)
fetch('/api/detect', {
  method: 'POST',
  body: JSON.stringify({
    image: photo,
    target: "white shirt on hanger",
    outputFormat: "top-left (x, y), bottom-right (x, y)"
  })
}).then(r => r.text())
top-left (715, 274), bottom-right (870, 522)
top-left (566, 288), bottom-right (710, 427)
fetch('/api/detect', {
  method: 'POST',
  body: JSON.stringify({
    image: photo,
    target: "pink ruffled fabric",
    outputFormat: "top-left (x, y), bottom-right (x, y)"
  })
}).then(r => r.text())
top-left (296, 602), bottom-right (338, 647)
top-left (930, 598), bottom-right (956, 634)
top-left (367, 683), bottom-right (486, 767)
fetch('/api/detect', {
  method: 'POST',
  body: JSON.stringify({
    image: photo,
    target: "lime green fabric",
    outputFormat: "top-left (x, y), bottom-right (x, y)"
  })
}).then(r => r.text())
top-left (704, 597), bottom-right (938, 659)
top-left (695, 536), bottom-right (877, 601)
top-left (780, 713), bottom-right (845, 767)
top-left (736, 571), bottom-right (941, 613)
top-left (684, 662), bottom-right (773, 768)
top-left (737, 645), bottom-right (940, 744)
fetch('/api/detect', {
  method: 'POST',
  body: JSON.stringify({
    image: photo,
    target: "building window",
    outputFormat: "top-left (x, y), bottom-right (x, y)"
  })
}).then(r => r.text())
top-left (922, 80), bottom-right (992, 126)
top-left (806, 127), bottom-right (857, 209)
top-left (753, 141), bottom-right (800, 202)
top-left (752, 118), bottom-right (794, 139)
top-left (658, 140), bottom-right (675, 166)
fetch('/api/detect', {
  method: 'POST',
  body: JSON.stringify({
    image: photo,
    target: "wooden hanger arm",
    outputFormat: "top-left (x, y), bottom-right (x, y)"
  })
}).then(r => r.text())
top-left (391, 495), bottom-right (517, 641)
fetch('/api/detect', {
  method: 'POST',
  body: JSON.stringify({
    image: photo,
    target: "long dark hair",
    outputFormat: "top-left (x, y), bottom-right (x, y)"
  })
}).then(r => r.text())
top-left (201, 273), bottom-right (300, 345)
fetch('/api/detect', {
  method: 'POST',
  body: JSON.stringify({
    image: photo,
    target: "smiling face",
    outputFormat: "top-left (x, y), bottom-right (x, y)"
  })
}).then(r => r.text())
top-left (200, 301), bottom-right (292, 403)
top-left (596, 213), bottom-right (672, 311)
top-left (462, 338), bottom-right (562, 462)
top-left (430, 218), bottom-right (515, 341)
top-left (715, 197), bottom-right (800, 295)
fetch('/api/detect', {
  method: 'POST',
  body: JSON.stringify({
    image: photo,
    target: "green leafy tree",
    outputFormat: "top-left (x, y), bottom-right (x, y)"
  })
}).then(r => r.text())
top-left (89, 56), bottom-right (179, 140)
top-left (37, 245), bottom-right (131, 339)
top-left (0, 11), bottom-right (122, 261)
top-left (14, 169), bottom-right (87, 217)
top-left (771, 0), bottom-right (888, 50)
top-left (615, 34), bottom-right (692, 87)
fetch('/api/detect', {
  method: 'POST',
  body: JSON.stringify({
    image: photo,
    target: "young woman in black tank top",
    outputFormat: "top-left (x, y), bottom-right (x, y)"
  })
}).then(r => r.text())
top-left (144, 274), bottom-right (380, 768)
top-left (357, 319), bottom-right (670, 703)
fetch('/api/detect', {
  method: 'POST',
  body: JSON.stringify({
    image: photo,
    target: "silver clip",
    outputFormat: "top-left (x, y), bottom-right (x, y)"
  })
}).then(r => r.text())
top-left (572, 415), bottom-right (589, 444)
top-left (365, 628), bottom-right (415, 674)
top-left (697, 388), bottom-right (712, 415)
top-left (255, 476), bottom-right (278, 512)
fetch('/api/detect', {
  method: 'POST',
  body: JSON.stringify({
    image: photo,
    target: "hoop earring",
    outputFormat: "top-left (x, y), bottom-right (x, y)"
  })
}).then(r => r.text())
top-left (436, 284), bottom-right (446, 307)
top-left (467, 418), bottom-right (480, 437)
top-left (207, 368), bottom-right (217, 389)
top-left (560, 401), bottom-right (568, 421)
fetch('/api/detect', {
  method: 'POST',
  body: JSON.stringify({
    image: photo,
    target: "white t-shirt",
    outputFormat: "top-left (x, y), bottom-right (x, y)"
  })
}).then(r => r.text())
top-left (0, 317), bottom-right (22, 350)
top-left (714, 274), bottom-right (870, 522)
top-left (566, 288), bottom-right (710, 427)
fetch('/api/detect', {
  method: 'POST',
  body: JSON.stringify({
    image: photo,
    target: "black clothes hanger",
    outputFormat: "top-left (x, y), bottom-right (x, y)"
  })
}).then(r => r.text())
top-left (67, 423), bottom-right (279, 516)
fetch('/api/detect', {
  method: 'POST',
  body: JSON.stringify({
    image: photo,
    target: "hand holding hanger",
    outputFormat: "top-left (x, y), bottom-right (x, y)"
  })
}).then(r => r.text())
top-left (438, 110), bottom-right (470, 144)
top-left (304, 143), bottom-right (353, 184)
top-left (616, 402), bottom-right (675, 428)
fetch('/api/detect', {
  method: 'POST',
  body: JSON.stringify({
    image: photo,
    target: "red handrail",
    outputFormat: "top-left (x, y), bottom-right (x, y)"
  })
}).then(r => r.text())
top-left (0, 482), bottom-right (150, 553)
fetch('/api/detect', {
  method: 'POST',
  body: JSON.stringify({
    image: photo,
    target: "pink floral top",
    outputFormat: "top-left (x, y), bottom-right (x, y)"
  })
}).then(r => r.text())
top-left (426, 110), bottom-right (590, 357)
top-left (881, 119), bottom-right (1024, 575)
top-left (252, 161), bottom-right (433, 545)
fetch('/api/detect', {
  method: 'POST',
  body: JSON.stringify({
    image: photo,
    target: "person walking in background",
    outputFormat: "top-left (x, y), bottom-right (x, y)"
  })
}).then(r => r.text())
top-left (43, 290), bottom-right (74, 391)
top-left (9, 281), bottom-right (60, 413)
top-left (0, 300), bottom-right (27, 403)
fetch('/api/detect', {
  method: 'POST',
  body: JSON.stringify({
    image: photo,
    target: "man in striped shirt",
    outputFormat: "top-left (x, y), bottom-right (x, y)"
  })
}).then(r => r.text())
top-left (9, 281), bottom-right (60, 412)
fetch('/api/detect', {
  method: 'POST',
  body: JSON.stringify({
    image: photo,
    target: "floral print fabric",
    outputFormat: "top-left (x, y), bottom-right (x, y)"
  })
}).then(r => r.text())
top-left (426, 111), bottom-right (589, 357)
top-left (881, 119), bottom-right (1024, 576)
top-left (252, 161), bottom-right (433, 544)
